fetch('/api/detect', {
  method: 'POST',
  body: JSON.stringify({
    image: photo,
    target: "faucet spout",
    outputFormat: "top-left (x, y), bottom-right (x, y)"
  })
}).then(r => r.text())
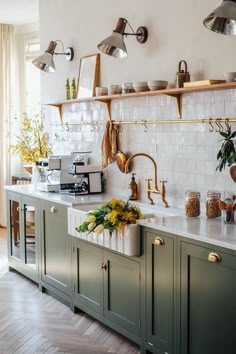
top-left (125, 153), bottom-right (159, 191)
top-left (124, 153), bottom-right (168, 207)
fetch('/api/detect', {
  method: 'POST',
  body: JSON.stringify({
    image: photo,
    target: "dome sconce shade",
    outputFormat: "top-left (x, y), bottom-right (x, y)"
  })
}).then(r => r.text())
top-left (32, 40), bottom-right (74, 73)
top-left (97, 17), bottom-right (148, 59)
top-left (203, 0), bottom-right (236, 35)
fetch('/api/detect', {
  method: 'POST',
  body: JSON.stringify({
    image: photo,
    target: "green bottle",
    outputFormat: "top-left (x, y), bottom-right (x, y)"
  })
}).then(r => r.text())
top-left (71, 77), bottom-right (77, 99)
top-left (66, 78), bottom-right (70, 100)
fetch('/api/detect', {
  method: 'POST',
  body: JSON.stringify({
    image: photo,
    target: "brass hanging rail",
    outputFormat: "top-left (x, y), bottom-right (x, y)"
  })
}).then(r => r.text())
top-left (51, 118), bottom-right (236, 131)
top-left (112, 118), bottom-right (236, 125)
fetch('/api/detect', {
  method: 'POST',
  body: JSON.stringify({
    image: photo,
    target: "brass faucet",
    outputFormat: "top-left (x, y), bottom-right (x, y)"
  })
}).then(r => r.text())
top-left (125, 153), bottom-right (169, 207)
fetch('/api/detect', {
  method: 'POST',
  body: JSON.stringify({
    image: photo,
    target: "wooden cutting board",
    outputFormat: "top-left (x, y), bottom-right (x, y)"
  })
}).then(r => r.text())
top-left (184, 80), bottom-right (226, 87)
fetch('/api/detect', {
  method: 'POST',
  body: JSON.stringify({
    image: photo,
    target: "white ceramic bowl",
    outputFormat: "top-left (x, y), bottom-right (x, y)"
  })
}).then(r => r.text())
top-left (148, 80), bottom-right (168, 90)
top-left (133, 81), bottom-right (148, 87)
top-left (133, 82), bottom-right (149, 92)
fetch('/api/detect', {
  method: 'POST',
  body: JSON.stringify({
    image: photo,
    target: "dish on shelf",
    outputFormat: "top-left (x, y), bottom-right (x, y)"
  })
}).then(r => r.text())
top-left (147, 80), bottom-right (168, 90)
top-left (133, 81), bottom-right (149, 93)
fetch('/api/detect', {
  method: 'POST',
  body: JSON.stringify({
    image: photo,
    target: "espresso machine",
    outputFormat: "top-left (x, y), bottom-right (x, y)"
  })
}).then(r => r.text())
top-left (36, 154), bottom-right (104, 195)
top-left (68, 162), bottom-right (103, 196)
top-left (36, 155), bottom-right (76, 192)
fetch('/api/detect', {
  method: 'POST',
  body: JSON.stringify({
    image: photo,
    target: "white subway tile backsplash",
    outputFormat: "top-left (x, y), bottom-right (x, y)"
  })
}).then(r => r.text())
top-left (49, 88), bottom-right (236, 208)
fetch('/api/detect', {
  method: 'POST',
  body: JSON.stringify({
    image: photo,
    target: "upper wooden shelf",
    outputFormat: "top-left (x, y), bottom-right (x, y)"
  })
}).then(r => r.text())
top-left (46, 82), bottom-right (236, 120)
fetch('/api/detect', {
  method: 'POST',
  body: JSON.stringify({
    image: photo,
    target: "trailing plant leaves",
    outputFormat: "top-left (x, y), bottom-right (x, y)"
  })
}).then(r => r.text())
top-left (216, 128), bottom-right (236, 172)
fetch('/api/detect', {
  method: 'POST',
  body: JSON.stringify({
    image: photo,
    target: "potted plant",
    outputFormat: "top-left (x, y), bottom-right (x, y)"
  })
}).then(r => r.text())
top-left (216, 126), bottom-right (236, 172)
top-left (10, 111), bottom-right (52, 173)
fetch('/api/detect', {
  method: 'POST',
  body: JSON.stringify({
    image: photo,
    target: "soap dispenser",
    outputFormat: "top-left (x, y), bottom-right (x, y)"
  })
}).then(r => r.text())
top-left (129, 173), bottom-right (138, 201)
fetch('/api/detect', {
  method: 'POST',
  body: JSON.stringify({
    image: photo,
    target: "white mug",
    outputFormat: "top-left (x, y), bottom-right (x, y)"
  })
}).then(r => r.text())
top-left (224, 72), bottom-right (236, 82)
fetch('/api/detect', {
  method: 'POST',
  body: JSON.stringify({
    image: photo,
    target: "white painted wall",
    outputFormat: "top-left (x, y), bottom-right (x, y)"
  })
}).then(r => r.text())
top-left (40, 0), bottom-right (236, 103)
top-left (39, 0), bottom-right (236, 209)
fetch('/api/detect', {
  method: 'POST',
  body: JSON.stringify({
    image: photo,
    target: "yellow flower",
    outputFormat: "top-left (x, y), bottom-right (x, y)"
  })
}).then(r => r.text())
top-left (88, 222), bottom-right (96, 231)
top-left (107, 210), bottom-right (119, 225)
top-left (94, 224), bottom-right (104, 235)
top-left (9, 112), bottom-right (52, 163)
top-left (86, 215), bottom-right (96, 223)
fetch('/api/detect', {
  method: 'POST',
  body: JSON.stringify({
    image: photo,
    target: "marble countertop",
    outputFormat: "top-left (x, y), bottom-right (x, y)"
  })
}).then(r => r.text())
top-left (4, 184), bottom-right (110, 207)
top-left (137, 215), bottom-right (236, 251)
top-left (5, 184), bottom-right (236, 251)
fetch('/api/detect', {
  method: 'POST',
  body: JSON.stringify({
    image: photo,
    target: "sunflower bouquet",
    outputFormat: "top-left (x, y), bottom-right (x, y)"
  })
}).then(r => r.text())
top-left (76, 198), bottom-right (144, 235)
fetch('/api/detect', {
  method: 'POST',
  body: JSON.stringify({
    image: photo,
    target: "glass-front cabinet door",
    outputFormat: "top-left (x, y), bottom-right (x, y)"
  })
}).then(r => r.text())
top-left (7, 192), bottom-right (40, 284)
top-left (24, 203), bottom-right (36, 266)
top-left (10, 198), bottom-right (21, 260)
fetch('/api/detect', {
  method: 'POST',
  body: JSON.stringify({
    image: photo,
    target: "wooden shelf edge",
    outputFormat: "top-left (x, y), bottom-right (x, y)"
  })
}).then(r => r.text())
top-left (45, 82), bottom-right (236, 121)
top-left (45, 82), bottom-right (236, 107)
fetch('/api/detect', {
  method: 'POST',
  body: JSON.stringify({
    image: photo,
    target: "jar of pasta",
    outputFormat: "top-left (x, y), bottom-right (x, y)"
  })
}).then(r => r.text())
top-left (185, 190), bottom-right (200, 217)
top-left (206, 191), bottom-right (221, 218)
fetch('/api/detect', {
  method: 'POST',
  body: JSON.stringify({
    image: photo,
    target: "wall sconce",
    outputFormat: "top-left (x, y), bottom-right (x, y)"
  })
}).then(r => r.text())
top-left (203, 0), bottom-right (236, 35)
top-left (32, 40), bottom-right (74, 73)
top-left (97, 18), bottom-right (148, 59)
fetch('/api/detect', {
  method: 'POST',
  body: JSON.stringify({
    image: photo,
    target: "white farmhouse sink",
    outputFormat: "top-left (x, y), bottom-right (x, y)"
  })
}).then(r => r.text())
top-left (68, 202), bottom-right (141, 256)
top-left (67, 202), bottom-right (180, 257)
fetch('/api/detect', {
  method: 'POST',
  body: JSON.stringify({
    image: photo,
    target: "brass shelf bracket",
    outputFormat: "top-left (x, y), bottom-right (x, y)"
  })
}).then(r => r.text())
top-left (165, 93), bottom-right (182, 118)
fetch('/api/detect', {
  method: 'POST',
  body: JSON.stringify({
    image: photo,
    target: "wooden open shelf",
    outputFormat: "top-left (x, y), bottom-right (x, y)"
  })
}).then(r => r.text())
top-left (46, 81), bottom-right (236, 121)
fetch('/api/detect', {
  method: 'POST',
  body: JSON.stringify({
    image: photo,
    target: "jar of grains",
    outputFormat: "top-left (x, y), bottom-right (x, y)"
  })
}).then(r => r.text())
top-left (206, 191), bottom-right (221, 218)
top-left (185, 190), bottom-right (201, 217)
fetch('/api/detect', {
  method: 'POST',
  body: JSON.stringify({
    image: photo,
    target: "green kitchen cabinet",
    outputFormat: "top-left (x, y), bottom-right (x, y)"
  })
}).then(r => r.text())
top-left (73, 237), bottom-right (142, 344)
top-left (6, 191), bottom-right (40, 284)
top-left (144, 228), bottom-right (175, 354)
top-left (180, 241), bottom-right (236, 354)
top-left (41, 200), bottom-right (72, 305)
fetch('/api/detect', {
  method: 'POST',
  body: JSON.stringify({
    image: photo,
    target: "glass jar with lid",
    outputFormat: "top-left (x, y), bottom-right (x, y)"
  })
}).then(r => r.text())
top-left (185, 190), bottom-right (200, 217)
top-left (206, 191), bottom-right (221, 218)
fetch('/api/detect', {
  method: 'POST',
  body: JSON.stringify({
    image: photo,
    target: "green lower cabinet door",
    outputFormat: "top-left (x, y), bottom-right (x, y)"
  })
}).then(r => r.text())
top-left (103, 251), bottom-right (141, 336)
top-left (41, 201), bottom-right (71, 295)
top-left (180, 242), bottom-right (236, 354)
top-left (73, 239), bottom-right (103, 315)
top-left (145, 230), bottom-right (175, 354)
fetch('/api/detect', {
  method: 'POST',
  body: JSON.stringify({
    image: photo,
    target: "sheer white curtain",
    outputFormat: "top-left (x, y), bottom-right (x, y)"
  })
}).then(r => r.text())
top-left (0, 24), bottom-right (14, 227)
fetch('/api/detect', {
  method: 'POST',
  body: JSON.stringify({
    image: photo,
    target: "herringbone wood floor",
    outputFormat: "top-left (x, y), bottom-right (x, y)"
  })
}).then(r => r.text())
top-left (0, 228), bottom-right (140, 354)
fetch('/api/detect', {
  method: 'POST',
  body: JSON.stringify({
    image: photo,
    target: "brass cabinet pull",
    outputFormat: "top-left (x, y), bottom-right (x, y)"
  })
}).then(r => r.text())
top-left (101, 262), bottom-right (107, 271)
top-left (154, 237), bottom-right (164, 246)
top-left (208, 252), bottom-right (221, 263)
top-left (147, 342), bottom-right (154, 347)
top-left (50, 206), bottom-right (57, 213)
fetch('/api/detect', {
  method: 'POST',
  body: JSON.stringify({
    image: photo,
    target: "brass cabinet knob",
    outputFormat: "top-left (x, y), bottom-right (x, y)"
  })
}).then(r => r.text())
top-left (208, 252), bottom-right (221, 263)
top-left (154, 237), bottom-right (164, 246)
top-left (50, 206), bottom-right (57, 213)
top-left (101, 262), bottom-right (107, 271)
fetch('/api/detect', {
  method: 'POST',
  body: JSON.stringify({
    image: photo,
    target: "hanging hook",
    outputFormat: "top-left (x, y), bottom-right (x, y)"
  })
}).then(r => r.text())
top-left (215, 118), bottom-right (224, 133)
top-left (225, 118), bottom-right (231, 132)
top-left (142, 119), bottom-right (148, 132)
top-left (90, 121), bottom-right (96, 132)
top-left (208, 118), bottom-right (214, 132)
top-left (65, 122), bottom-right (70, 131)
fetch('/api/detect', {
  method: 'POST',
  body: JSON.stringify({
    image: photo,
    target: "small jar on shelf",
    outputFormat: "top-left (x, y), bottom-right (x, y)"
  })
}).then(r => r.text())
top-left (206, 191), bottom-right (221, 218)
top-left (185, 190), bottom-right (200, 217)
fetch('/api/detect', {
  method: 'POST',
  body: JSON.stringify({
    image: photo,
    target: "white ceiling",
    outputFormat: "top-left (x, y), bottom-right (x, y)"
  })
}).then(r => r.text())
top-left (0, 0), bottom-right (39, 25)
